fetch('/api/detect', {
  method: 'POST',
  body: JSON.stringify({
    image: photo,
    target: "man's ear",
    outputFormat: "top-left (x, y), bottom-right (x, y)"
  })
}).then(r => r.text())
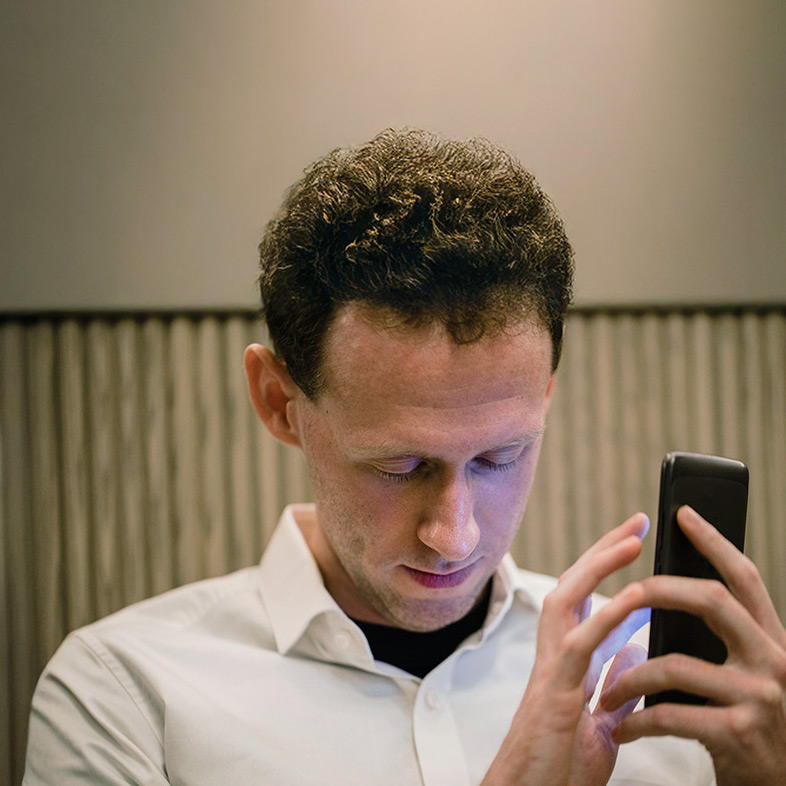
top-left (544, 374), bottom-right (556, 412)
top-left (244, 344), bottom-right (304, 448)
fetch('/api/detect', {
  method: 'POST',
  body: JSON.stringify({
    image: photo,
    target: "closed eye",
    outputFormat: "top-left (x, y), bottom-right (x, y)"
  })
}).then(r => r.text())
top-left (472, 456), bottom-right (521, 473)
top-left (472, 443), bottom-right (529, 474)
top-left (371, 456), bottom-right (424, 483)
top-left (371, 445), bottom-right (529, 483)
top-left (374, 466), bottom-right (422, 483)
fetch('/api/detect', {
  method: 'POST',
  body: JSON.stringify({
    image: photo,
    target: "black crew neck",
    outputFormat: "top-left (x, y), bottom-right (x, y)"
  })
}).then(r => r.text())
top-left (352, 583), bottom-right (492, 678)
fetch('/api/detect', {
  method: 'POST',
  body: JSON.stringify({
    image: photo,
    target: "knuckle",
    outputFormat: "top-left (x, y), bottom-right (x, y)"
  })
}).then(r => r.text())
top-left (727, 705), bottom-right (757, 741)
top-left (648, 703), bottom-right (674, 732)
top-left (756, 678), bottom-right (783, 712)
top-left (661, 653), bottom-right (691, 679)
top-left (562, 627), bottom-right (591, 660)
top-left (736, 554), bottom-right (761, 585)
top-left (703, 578), bottom-right (729, 607)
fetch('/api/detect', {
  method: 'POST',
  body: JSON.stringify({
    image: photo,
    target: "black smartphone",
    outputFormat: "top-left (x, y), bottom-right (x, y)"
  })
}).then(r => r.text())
top-left (645, 451), bottom-right (748, 706)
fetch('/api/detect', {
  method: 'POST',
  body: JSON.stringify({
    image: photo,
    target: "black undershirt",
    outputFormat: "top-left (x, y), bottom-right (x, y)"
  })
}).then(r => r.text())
top-left (352, 583), bottom-right (492, 678)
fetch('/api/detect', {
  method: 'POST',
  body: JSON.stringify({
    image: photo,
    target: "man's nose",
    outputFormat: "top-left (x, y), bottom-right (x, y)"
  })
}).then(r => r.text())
top-left (416, 472), bottom-right (480, 562)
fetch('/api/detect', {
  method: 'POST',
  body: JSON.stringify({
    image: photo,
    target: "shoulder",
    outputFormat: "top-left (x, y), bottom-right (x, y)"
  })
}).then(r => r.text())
top-left (35, 565), bottom-right (271, 729)
top-left (25, 567), bottom-right (271, 783)
top-left (51, 564), bottom-right (274, 671)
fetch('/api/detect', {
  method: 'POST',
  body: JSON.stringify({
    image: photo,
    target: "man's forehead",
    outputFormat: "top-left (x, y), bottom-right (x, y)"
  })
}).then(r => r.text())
top-left (324, 302), bottom-right (549, 360)
top-left (317, 302), bottom-right (553, 406)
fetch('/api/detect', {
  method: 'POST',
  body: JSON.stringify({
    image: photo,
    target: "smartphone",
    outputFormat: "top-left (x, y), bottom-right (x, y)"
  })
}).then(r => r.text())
top-left (645, 451), bottom-right (748, 707)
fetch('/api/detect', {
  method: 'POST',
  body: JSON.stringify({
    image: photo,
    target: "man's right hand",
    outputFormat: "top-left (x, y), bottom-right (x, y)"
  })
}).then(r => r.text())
top-left (482, 513), bottom-right (652, 786)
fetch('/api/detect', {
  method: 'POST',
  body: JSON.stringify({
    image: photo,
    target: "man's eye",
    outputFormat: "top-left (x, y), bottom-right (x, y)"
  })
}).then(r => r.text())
top-left (373, 465), bottom-right (423, 483)
top-left (371, 458), bottom-right (424, 482)
top-left (374, 468), bottom-right (417, 483)
top-left (474, 456), bottom-right (520, 473)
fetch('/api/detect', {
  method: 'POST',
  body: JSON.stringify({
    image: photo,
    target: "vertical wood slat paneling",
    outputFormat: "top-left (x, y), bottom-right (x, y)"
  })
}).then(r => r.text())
top-left (1, 307), bottom-right (785, 786)
top-left (520, 309), bottom-right (786, 609)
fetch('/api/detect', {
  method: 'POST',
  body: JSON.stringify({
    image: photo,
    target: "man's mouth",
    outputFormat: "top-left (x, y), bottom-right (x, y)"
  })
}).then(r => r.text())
top-left (403, 562), bottom-right (477, 589)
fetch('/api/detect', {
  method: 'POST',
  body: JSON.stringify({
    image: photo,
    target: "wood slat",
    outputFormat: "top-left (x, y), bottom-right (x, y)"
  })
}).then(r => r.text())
top-left (141, 318), bottom-right (176, 597)
top-left (197, 317), bottom-right (229, 577)
top-left (116, 319), bottom-right (149, 605)
top-left (1, 322), bottom-right (35, 785)
top-left (57, 320), bottom-right (94, 630)
top-left (86, 321), bottom-right (123, 618)
top-left (27, 321), bottom-right (65, 659)
top-left (169, 317), bottom-right (203, 586)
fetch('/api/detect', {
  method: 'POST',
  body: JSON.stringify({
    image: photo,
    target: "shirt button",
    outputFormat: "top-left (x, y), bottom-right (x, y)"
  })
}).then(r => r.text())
top-left (425, 690), bottom-right (440, 710)
top-left (334, 631), bottom-right (351, 651)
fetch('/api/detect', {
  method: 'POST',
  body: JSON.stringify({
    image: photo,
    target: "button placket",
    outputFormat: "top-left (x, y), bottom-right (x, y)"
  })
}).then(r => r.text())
top-left (412, 670), bottom-right (471, 786)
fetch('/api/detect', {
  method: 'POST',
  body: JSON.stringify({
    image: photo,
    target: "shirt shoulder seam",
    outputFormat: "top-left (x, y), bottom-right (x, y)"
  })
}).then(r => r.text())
top-left (69, 629), bottom-right (165, 747)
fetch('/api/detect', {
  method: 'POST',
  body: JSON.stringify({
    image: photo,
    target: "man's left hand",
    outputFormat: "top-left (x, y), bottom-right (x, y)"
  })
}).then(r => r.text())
top-left (600, 505), bottom-right (786, 786)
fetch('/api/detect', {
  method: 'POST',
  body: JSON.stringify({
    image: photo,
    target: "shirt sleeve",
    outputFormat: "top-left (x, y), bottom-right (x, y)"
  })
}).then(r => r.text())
top-left (23, 632), bottom-right (169, 786)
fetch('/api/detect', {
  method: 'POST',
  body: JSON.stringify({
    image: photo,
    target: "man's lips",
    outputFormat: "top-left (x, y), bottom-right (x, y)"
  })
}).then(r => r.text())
top-left (403, 562), bottom-right (477, 589)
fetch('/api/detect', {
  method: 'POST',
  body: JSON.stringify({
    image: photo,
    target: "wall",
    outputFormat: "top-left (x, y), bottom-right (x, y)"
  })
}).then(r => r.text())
top-left (2, 2), bottom-right (785, 783)
top-left (2, 0), bottom-right (785, 310)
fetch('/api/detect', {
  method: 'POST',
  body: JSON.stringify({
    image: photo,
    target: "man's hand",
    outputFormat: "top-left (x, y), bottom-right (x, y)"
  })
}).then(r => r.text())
top-left (600, 506), bottom-right (786, 786)
top-left (482, 513), bottom-right (652, 786)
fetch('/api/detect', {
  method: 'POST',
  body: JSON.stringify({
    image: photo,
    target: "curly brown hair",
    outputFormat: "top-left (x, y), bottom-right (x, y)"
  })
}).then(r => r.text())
top-left (258, 128), bottom-right (574, 398)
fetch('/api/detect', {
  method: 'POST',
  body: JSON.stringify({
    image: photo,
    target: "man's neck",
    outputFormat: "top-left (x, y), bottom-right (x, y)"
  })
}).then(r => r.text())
top-left (352, 582), bottom-right (493, 678)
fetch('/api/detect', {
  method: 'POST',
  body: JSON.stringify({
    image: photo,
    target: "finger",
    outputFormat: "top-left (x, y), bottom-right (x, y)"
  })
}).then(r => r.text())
top-left (586, 605), bottom-right (651, 694)
top-left (611, 701), bottom-right (733, 746)
top-left (593, 643), bottom-right (647, 726)
top-left (678, 506), bottom-right (786, 645)
top-left (572, 512), bottom-right (649, 568)
top-left (633, 574), bottom-right (769, 662)
top-left (557, 581), bottom-right (648, 687)
top-left (613, 700), bottom-right (786, 784)
top-left (601, 653), bottom-right (748, 711)
top-left (538, 534), bottom-right (644, 652)
top-left (552, 514), bottom-right (648, 613)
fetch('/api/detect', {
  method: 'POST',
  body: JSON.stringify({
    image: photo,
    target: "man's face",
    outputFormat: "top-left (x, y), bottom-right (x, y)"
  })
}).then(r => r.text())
top-left (292, 304), bottom-right (554, 632)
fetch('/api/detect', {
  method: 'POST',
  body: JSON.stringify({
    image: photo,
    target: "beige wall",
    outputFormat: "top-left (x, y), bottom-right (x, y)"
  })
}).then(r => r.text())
top-left (2, 0), bottom-right (785, 311)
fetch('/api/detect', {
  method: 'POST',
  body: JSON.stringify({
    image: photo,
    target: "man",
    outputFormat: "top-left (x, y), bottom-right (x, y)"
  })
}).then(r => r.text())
top-left (24, 130), bottom-right (785, 784)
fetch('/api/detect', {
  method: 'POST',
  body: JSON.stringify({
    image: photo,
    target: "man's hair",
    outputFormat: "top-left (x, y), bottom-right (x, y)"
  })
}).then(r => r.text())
top-left (258, 128), bottom-right (574, 398)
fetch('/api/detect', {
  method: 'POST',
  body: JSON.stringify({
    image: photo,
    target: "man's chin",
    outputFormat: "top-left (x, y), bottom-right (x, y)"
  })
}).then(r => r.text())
top-left (375, 589), bottom-right (488, 633)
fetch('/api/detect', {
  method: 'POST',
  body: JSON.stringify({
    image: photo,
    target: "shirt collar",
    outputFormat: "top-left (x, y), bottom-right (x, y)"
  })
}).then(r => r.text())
top-left (257, 504), bottom-right (345, 656)
top-left (257, 504), bottom-right (542, 660)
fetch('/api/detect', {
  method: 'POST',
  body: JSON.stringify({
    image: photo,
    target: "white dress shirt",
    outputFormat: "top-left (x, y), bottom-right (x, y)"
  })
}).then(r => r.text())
top-left (24, 504), bottom-right (716, 785)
